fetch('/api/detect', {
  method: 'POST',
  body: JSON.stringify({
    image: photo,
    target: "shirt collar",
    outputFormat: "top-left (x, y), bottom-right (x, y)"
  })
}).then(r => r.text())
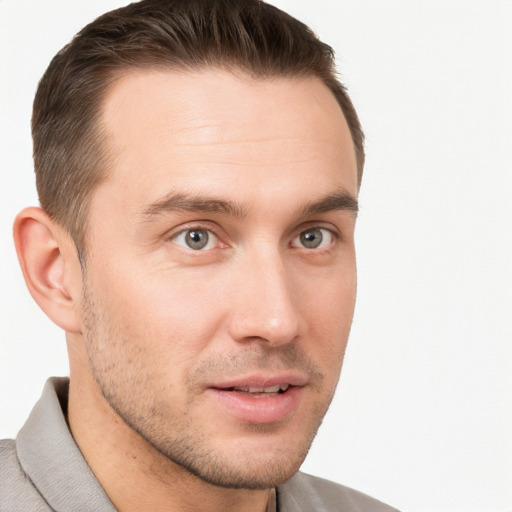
top-left (16, 377), bottom-right (116, 511)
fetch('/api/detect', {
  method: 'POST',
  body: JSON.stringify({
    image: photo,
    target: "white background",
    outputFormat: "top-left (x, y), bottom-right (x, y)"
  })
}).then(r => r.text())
top-left (1, 1), bottom-right (511, 511)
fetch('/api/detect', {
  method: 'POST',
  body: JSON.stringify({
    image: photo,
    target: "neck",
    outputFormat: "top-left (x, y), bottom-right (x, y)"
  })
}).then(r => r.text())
top-left (66, 340), bottom-right (271, 512)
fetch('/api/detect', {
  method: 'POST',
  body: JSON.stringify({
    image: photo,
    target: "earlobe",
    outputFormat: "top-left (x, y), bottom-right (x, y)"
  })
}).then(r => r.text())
top-left (13, 207), bottom-right (82, 333)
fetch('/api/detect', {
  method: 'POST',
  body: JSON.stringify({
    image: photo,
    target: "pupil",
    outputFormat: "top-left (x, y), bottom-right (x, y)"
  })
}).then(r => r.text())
top-left (186, 229), bottom-right (208, 249)
top-left (300, 229), bottom-right (322, 248)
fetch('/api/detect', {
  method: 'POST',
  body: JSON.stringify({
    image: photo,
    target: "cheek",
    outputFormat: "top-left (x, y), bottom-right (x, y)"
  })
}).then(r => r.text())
top-left (90, 262), bottom-right (228, 364)
top-left (300, 264), bottom-right (356, 367)
top-left (302, 256), bottom-right (356, 318)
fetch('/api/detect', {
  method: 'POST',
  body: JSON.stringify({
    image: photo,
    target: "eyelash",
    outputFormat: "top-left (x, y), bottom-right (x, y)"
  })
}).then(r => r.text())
top-left (170, 227), bottom-right (221, 251)
top-left (290, 227), bottom-right (336, 250)
top-left (168, 224), bottom-right (339, 252)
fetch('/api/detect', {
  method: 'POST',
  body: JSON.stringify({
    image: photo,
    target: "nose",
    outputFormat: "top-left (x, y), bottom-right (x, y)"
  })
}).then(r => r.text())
top-left (227, 248), bottom-right (303, 347)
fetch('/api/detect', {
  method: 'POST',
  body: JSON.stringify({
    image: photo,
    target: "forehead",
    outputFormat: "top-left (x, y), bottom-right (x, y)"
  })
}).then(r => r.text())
top-left (97, 68), bottom-right (357, 210)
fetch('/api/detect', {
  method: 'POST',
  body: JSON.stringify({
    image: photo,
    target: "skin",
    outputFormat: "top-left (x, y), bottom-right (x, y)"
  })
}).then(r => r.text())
top-left (14, 69), bottom-right (358, 512)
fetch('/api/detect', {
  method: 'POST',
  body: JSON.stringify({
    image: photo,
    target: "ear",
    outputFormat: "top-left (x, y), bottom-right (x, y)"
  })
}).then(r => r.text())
top-left (13, 207), bottom-right (83, 333)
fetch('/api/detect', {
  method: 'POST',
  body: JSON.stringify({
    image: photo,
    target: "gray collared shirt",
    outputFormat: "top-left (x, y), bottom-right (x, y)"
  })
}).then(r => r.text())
top-left (0, 378), bottom-right (399, 512)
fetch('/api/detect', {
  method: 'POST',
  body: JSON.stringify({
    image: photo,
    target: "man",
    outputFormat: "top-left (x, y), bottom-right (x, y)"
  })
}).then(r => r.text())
top-left (0, 0), bottom-right (398, 510)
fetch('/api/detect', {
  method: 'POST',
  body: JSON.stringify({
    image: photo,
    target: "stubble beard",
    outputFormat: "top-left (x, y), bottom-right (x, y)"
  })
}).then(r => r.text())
top-left (80, 278), bottom-right (339, 490)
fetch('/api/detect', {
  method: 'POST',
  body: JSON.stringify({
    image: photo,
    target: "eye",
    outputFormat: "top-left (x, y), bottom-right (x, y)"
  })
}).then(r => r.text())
top-left (293, 228), bottom-right (334, 249)
top-left (171, 228), bottom-right (219, 250)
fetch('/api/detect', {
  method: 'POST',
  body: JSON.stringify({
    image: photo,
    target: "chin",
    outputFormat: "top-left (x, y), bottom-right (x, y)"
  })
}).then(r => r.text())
top-left (182, 451), bottom-right (306, 490)
top-left (152, 427), bottom-right (316, 490)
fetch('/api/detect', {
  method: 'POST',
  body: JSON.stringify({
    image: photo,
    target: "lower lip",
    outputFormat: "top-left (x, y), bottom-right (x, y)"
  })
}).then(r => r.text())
top-left (207, 386), bottom-right (302, 424)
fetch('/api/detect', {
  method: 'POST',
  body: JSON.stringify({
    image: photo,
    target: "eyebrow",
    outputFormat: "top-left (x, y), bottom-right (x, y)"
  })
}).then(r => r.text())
top-left (299, 191), bottom-right (359, 217)
top-left (140, 188), bottom-right (358, 221)
top-left (140, 192), bottom-right (247, 220)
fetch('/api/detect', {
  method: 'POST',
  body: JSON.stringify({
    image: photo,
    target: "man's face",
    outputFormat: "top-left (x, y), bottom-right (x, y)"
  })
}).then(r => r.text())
top-left (79, 69), bottom-right (358, 488)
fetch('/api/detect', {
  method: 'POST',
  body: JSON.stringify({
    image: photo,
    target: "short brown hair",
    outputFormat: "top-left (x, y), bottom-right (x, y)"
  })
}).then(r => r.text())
top-left (32, 0), bottom-right (364, 254)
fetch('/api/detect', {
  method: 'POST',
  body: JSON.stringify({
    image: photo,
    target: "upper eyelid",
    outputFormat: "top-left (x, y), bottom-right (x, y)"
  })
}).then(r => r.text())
top-left (291, 227), bottom-right (338, 248)
top-left (171, 227), bottom-right (219, 250)
top-left (164, 220), bottom-right (343, 244)
top-left (166, 227), bottom-right (223, 255)
top-left (165, 221), bottom-right (223, 239)
top-left (292, 222), bottom-right (342, 241)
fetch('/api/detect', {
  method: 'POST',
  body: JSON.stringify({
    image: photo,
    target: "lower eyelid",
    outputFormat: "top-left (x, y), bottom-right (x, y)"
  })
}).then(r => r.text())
top-left (170, 228), bottom-right (220, 250)
top-left (293, 227), bottom-right (337, 249)
top-left (167, 225), bottom-right (341, 251)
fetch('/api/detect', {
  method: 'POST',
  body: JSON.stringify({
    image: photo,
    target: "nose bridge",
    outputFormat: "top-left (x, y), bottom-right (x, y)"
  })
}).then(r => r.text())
top-left (228, 242), bottom-right (301, 345)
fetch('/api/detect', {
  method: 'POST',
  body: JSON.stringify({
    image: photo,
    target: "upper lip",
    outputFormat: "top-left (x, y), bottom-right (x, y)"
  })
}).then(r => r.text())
top-left (208, 373), bottom-right (308, 390)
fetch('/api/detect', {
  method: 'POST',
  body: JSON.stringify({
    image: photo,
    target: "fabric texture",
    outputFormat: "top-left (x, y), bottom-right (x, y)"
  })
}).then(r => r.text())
top-left (1, 378), bottom-right (399, 512)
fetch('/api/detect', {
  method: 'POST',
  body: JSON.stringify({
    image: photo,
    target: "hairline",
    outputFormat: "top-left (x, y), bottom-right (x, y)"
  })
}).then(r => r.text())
top-left (70, 63), bottom-right (362, 264)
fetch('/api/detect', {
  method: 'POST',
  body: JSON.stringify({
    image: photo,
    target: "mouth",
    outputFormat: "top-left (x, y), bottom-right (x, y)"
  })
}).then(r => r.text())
top-left (219, 383), bottom-right (290, 397)
top-left (206, 376), bottom-right (306, 424)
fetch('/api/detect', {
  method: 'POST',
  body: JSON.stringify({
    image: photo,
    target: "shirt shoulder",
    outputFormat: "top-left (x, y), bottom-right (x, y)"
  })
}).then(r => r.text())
top-left (278, 471), bottom-right (400, 512)
top-left (0, 439), bottom-right (52, 512)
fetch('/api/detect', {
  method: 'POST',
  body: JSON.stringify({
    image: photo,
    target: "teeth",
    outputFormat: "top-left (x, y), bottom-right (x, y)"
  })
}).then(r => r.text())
top-left (232, 384), bottom-right (290, 393)
top-left (249, 385), bottom-right (280, 393)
